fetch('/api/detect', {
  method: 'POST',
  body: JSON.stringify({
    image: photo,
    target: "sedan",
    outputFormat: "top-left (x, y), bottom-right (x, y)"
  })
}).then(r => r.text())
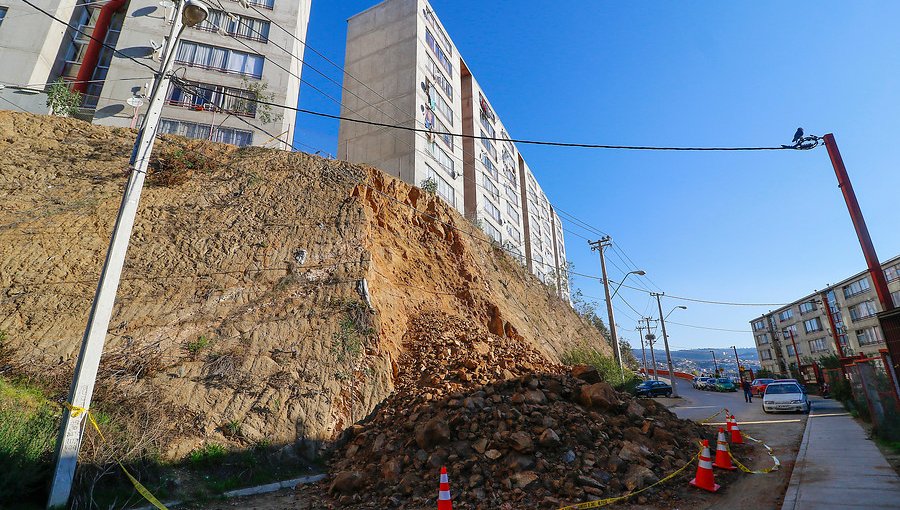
top-left (750, 378), bottom-right (775, 397)
top-left (763, 382), bottom-right (810, 413)
top-left (714, 378), bottom-right (737, 392)
top-left (634, 380), bottom-right (673, 398)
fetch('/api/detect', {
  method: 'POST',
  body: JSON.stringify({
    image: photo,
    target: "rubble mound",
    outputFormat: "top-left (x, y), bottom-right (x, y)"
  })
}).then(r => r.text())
top-left (299, 311), bottom-right (706, 509)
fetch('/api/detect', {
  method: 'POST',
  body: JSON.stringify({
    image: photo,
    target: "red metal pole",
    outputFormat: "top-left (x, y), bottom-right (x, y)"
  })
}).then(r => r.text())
top-left (73, 0), bottom-right (128, 94)
top-left (789, 329), bottom-right (802, 371)
top-left (823, 134), bottom-right (894, 312)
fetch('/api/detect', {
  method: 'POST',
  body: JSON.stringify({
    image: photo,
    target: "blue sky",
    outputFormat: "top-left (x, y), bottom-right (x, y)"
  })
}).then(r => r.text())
top-left (292, 1), bottom-right (900, 350)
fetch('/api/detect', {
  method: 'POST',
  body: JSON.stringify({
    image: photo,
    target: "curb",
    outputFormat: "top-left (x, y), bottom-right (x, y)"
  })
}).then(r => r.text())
top-left (779, 399), bottom-right (816, 510)
top-left (130, 473), bottom-right (325, 510)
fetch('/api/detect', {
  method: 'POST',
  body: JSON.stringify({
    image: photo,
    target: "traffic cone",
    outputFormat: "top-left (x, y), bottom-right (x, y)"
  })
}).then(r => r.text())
top-left (690, 439), bottom-right (720, 492)
top-left (730, 419), bottom-right (744, 444)
top-left (438, 466), bottom-right (452, 510)
top-left (713, 428), bottom-right (737, 470)
top-left (725, 414), bottom-right (734, 434)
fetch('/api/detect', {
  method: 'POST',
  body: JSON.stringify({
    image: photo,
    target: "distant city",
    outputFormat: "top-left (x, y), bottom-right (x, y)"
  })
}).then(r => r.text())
top-left (631, 347), bottom-right (761, 378)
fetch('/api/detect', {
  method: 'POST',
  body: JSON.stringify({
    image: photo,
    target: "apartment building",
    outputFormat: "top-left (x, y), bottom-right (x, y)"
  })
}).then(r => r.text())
top-left (337, 0), bottom-right (569, 296)
top-left (0, 0), bottom-right (310, 149)
top-left (751, 255), bottom-right (900, 374)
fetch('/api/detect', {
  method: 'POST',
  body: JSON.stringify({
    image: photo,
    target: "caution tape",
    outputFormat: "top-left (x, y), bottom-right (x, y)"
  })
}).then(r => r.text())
top-left (698, 407), bottom-right (728, 424)
top-left (731, 431), bottom-right (781, 473)
top-left (64, 403), bottom-right (170, 510)
top-left (555, 450), bottom-right (701, 510)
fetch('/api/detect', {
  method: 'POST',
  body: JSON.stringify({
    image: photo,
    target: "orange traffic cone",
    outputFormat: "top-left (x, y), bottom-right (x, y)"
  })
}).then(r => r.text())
top-left (690, 439), bottom-right (720, 492)
top-left (730, 418), bottom-right (744, 444)
top-left (713, 428), bottom-right (737, 470)
top-left (438, 466), bottom-right (452, 510)
top-left (725, 414), bottom-right (734, 434)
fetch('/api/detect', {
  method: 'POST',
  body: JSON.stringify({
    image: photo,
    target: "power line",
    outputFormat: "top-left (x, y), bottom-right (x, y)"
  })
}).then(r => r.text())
top-left (665, 321), bottom-right (752, 334)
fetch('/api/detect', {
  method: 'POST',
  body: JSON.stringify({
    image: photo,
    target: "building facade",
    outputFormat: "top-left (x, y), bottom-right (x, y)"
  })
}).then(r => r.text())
top-left (751, 255), bottom-right (900, 374)
top-left (337, 0), bottom-right (569, 297)
top-left (0, 0), bottom-right (310, 149)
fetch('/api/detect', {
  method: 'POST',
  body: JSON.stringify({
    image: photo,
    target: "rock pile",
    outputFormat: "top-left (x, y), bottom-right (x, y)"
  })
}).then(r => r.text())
top-left (299, 311), bottom-right (707, 509)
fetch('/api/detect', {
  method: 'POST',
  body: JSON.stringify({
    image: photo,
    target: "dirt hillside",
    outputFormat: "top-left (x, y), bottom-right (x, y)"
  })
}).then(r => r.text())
top-left (0, 111), bottom-right (608, 459)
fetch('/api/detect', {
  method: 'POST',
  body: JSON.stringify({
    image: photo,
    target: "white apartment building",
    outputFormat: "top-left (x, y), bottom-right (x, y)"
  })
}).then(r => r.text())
top-left (0, 0), bottom-right (310, 148)
top-left (751, 255), bottom-right (900, 375)
top-left (337, 0), bottom-right (568, 297)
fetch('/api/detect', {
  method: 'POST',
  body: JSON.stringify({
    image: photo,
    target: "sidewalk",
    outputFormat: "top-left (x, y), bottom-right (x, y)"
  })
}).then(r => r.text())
top-left (782, 398), bottom-right (900, 509)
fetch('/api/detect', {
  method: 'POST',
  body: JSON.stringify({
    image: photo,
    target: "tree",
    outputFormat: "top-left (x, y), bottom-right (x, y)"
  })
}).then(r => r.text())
top-left (46, 79), bottom-right (83, 117)
top-left (235, 78), bottom-right (282, 124)
top-left (618, 338), bottom-right (640, 369)
top-left (571, 289), bottom-right (611, 341)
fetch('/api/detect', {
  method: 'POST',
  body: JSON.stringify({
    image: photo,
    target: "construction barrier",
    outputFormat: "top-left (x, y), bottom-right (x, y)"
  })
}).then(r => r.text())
top-left (64, 403), bottom-right (169, 510)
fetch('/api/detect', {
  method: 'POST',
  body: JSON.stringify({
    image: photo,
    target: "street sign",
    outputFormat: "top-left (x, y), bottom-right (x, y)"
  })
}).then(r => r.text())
top-left (126, 96), bottom-right (144, 108)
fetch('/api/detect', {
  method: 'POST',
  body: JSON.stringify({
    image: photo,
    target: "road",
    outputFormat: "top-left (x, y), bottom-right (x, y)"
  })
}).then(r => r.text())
top-left (658, 378), bottom-right (810, 510)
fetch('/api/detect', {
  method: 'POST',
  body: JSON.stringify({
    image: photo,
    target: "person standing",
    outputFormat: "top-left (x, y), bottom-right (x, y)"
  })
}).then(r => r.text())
top-left (742, 379), bottom-right (753, 403)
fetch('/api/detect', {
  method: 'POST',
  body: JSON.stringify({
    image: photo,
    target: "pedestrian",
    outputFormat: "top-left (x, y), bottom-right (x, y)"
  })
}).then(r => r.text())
top-left (742, 378), bottom-right (753, 403)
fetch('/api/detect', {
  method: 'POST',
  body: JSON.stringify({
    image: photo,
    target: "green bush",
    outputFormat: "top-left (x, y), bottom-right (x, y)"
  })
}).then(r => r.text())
top-left (188, 443), bottom-right (227, 466)
top-left (560, 346), bottom-right (641, 391)
top-left (831, 378), bottom-right (853, 403)
top-left (0, 378), bottom-right (60, 506)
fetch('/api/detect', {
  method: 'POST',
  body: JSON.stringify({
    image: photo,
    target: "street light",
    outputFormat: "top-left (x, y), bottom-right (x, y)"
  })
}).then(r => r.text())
top-left (611, 270), bottom-right (645, 299)
top-left (46, 1), bottom-right (209, 507)
top-left (653, 293), bottom-right (686, 397)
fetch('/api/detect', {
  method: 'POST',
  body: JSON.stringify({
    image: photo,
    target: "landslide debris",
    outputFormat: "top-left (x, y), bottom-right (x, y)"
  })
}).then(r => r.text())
top-left (296, 311), bottom-right (706, 509)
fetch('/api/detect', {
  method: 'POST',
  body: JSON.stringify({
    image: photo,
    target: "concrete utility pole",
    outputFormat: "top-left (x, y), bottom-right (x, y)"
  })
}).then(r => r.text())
top-left (645, 318), bottom-right (659, 381)
top-left (732, 345), bottom-right (741, 380)
top-left (637, 324), bottom-right (648, 379)
top-left (710, 350), bottom-right (719, 376)
top-left (589, 237), bottom-right (623, 377)
top-left (788, 329), bottom-right (802, 375)
top-left (653, 293), bottom-right (681, 397)
top-left (46, 2), bottom-right (210, 508)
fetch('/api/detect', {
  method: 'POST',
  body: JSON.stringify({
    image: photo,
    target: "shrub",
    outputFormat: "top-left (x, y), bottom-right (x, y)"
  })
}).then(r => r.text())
top-left (46, 79), bottom-right (83, 117)
top-left (419, 177), bottom-right (438, 195)
top-left (186, 335), bottom-right (210, 356)
top-left (560, 346), bottom-right (641, 391)
top-left (188, 443), bottom-right (227, 466)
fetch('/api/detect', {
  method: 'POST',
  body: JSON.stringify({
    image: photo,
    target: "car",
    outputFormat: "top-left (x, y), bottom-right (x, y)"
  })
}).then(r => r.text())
top-left (696, 376), bottom-right (715, 390)
top-left (692, 376), bottom-right (702, 389)
top-left (750, 378), bottom-right (775, 397)
top-left (714, 377), bottom-right (737, 392)
top-left (763, 381), bottom-right (810, 413)
top-left (634, 380), bottom-right (673, 398)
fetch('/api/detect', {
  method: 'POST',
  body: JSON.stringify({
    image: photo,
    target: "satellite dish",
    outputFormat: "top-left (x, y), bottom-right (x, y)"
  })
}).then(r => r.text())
top-left (126, 96), bottom-right (144, 108)
top-left (159, 0), bottom-right (174, 8)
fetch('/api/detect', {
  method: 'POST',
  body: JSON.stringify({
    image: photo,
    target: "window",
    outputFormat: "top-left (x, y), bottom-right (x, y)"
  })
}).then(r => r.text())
top-left (752, 320), bottom-right (766, 331)
top-left (233, 0), bottom-right (274, 10)
top-left (505, 183), bottom-right (518, 202)
top-left (482, 220), bottom-right (501, 244)
top-left (425, 82), bottom-right (453, 126)
top-left (778, 309), bottom-right (794, 322)
top-left (481, 152), bottom-right (498, 180)
top-left (158, 118), bottom-right (253, 146)
top-left (480, 130), bottom-right (497, 161)
top-left (166, 80), bottom-right (258, 117)
top-left (760, 349), bottom-right (772, 360)
top-left (0, 7), bottom-right (7, 28)
top-left (422, 7), bottom-right (452, 57)
top-left (843, 277), bottom-right (871, 298)
top-left (506, 202), bottom-right (520, 223)
top-left (483, 199), bottom-right (501, 223)
top-left (803, 317), bottom-right (823, 334)
top-left (175, 41), bottom-right (264, 78)
top-left (848, 300), bottom-right (877, 321)
top-left (808, 338), bottom-right (828, 353)
top-left (481, 115), bottom-right (495, 138)
top-left (426, 57), bottom-right (453, 100)
top-left (799, 301), bottom-right (816, 314)
top-left (885, 264), bottom-right (900, 282)
top-left (194, 9), bottom-right (270, 42)
top-left (856, 327), bottom-right (884, 346)
top-left (782, 324), bottom-right (798, 338)
top-left (786, 344), bottom-right (801, 356)
top-left (478, 92), bottom-right (496, 123)
top-left (425, 29), bottom-right (452, 75)
top-left (756, 334), bottom-right (770, 345)
top-left (893, 290), bottom-right (900, 308)
top-left (506, 225), bottom-right (521, 243)
top-left (482, 173), bottom-right (499, 199)
top-left (426, 141), bottom-right (454, 175)
top-left (424, 165), bottom-right (455, 208)
top-left (428, 112), bottom-right (453, 150)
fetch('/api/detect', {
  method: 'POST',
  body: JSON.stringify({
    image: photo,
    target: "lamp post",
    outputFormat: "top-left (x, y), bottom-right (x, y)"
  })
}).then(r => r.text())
top-left (46, 2), bottom-right (209, 508)
top-left (589, 237), bottom-right (644, 379)
top-left (653, 292), bottom-right (685, 397)
top-left (710, 350), bottom-right (719, 376)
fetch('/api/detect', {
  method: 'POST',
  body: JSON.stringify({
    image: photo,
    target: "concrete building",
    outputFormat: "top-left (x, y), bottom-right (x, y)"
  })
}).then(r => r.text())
top-left (0, 0), bottom-right (310, 148)
top-left (337, 0), bottom-right (568, 297)
top-left (751, 255), bottom-right (900, 375)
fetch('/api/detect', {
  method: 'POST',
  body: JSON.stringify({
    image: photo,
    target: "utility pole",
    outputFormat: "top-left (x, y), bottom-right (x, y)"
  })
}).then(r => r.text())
top-left (732, 345), bottom-right (741, 381)
top-left (46, 2), bottom-right (210, 508)
top-left (653, 293), bottom-right (679, 397)
top-left (823, 133), bottom-right (900, 395)
top-left (645, 317), bottom-right (659, 381)
top-left (637, 324), bottom-right (648, 379)
top-left (589, 236), bottom-right (624, 377)
top-left (788, 329), bottom-right (802, 377)
top-left (709, 350), bottom-right (719, 376)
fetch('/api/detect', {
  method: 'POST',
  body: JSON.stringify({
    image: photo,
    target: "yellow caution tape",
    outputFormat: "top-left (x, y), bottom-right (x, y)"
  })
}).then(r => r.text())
top-left (64, 403), bottom-right (170, 510)
top-left (698, 407), bottom-right (728, 424)
top-left (556, 450), bottom-right (700, 510)
top-left (727, 431), bottom-right (780, 474)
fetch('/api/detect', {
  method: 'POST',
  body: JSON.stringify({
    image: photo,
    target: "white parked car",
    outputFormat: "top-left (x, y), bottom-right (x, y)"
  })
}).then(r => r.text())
top-left (763, 381), bottom-right (810, 413)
